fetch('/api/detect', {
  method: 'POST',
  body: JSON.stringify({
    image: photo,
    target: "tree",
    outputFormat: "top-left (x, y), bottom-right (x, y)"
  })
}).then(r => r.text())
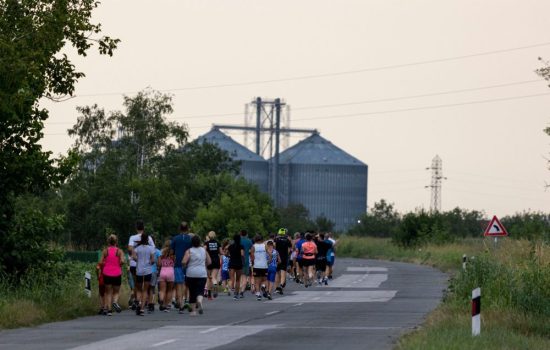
top-left (193, 176), bottom-right (279, 239)
top-left (315, 215), bottom-right (335, 233)
top-left (348, 199), bottom-right (400, 237)
top-left (277, 203), bottom-right (316, 234)
top-left (0, 0), bottom-right (118, 273)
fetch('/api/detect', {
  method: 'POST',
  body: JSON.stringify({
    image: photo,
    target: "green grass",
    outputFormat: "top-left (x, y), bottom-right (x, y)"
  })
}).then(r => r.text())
top-left (337, 236), bottom-right (550, 350)
top-left (0, 262), bottom-right (130, 329)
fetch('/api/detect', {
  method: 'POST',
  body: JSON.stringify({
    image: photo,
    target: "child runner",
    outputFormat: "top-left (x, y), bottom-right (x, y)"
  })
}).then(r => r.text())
top-left (148, 237), bottom-right (161, 312)
top-left (95, 260), bottom-right (106, 315)
top-left (158, 240), bottom-right (175, 312)
top-left (100, 234), bottom-right (125, 315)
top-left (220, 239), bottom-right (231, 295)
top-left (266, 240), bottom-right (280, 300)
top-left (205, 231), bottom-right (221, 299)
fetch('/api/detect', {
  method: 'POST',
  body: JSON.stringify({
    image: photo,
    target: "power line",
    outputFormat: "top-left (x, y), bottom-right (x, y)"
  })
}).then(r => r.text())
top-left (70, 41), bottom-right (550, 97)
top-left (43, 92), bottom-right (550, 134)
top-left (44, 79), bottom-right (544, 125)
top-left (292, 92), bottom-right (550, 122)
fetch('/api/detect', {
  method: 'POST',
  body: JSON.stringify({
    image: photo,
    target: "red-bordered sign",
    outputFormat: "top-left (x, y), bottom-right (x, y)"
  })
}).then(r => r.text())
top-left (483, 215), bottom-right (508, 237)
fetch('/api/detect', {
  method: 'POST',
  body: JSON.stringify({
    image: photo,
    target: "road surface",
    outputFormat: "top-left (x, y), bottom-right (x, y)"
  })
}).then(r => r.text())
top-left (0, 258), bottom-right (447, 350)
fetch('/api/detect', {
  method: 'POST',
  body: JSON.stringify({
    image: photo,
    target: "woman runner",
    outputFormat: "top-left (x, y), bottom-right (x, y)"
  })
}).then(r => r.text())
top-left (100, 234), bottom-right (125, 316)
top-left (132, 233), bottom-right (155, 316)
top-left (183, 235), bottom-right (211, 315)
top-left (228, 234), bottom-right (244, 300)
top-left (205, 231), bottom-right (221, 299)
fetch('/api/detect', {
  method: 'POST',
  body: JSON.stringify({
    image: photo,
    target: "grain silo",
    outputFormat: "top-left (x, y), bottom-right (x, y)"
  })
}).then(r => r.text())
top-left (196, 127), bottom-right (269, 193)
top-left (276, 132), bottom-right (368, 231)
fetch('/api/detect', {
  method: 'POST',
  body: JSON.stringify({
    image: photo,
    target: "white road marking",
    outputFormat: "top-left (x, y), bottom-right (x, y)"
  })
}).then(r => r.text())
top-left (293, 303), bottom-right (304, 306)
top-left (271, 290), bottom-right (397, 303)
top-left (69, 325), bottom-right (276, 350)
top-left (265, 310), bottom-right (280, 316)
top-left (151, 339), bottom-right (176, 347)
top-left (347, 267), bottom-right (388, 272)
top-left (200, 327), bottom-right (220, 334)
top-left (330, 274), bottom-right (388, 288)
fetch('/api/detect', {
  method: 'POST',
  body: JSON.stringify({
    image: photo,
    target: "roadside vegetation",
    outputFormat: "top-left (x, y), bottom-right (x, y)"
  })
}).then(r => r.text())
top-left (338, 212), bottom-right (550, 349)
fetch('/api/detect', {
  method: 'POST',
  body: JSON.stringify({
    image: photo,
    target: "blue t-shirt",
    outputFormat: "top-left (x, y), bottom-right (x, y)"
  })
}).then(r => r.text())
top-left (171, 233), bottom-right (192, 268)
top-left (267, 249), bottom-right (278, 272)
top-left (295, 238), bottom-right (306, 260)
top-left (151, 248), bottom-right (161, 274)
top-left (221, 255), bottom-right (230, 272)
top-left (240, 237), bottom-right (253, 267)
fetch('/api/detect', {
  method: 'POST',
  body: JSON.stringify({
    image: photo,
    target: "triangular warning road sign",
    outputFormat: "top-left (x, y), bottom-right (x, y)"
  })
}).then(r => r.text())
top-left (484, 215), bottom-right (508, 237)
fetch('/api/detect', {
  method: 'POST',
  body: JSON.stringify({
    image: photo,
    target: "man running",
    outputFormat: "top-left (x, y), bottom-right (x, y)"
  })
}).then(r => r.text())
top-left (274, 228), bottom-right (291, 294)
top-left (314, 233), bottom-right (331, 285)
top-left (171, 221), bottom-right (193, 313)
top-left (326, 232), bottom-right (337, 279)
top-left (239, 230), bottom-right (253, 297)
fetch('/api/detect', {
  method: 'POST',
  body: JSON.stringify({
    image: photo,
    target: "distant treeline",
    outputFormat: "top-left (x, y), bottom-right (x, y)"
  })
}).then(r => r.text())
top-left (347, 199), bottom-right (550, 246)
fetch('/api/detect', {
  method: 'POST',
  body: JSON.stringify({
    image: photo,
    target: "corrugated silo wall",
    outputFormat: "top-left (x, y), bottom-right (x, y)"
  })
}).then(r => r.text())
top-left (284, 163), bottom-right (368, 232)
top-left (239, 160), bottom-right (269, 194)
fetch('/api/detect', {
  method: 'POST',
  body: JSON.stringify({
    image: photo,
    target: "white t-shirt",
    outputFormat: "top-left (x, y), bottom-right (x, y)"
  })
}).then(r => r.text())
top-left (253, 243), bottom-right (268, 269)
top-left (186, 247), bottom-right (207, 278)
top-left (128, 233), bottom-right (154, 267)
top-left (135, 244), bottom-right (155, 276)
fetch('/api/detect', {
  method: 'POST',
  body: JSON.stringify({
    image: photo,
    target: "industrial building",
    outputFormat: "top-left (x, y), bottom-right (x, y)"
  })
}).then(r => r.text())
top-left (197, 127), bottom-right (368, 231)
top-left (195, 128), bottom-right (269, 193)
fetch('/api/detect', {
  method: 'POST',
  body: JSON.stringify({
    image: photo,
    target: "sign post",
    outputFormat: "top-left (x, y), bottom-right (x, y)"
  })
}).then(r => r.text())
top-left (472, 287), bottom-right (481, 336)
top-left (483, 215), bottom-right (508, 247)
top-left (84, 271), bottom-right (92, 297)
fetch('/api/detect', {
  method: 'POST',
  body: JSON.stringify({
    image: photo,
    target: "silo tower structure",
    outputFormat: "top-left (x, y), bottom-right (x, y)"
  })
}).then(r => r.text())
top-left (196, 128), bottom-right (269, 193)
top-left (275, 133), bottom-right (368, 231)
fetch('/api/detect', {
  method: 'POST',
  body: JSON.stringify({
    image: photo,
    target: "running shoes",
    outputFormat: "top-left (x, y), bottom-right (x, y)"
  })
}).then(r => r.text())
top-left (112, 302), bottom-right (122, 313)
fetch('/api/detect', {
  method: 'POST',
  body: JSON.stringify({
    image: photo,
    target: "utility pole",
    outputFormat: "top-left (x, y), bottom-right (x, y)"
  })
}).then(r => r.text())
top-left (425, 155), bottom-right (446, 212)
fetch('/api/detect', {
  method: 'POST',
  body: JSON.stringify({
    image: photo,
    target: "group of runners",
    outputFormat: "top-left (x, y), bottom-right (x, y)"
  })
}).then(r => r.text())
top-left (96, 220), bottom-right (337, 316)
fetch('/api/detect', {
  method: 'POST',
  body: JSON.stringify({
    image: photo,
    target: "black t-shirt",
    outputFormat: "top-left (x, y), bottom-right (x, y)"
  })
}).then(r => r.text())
top-left (228, 242), bottom-right (243, 268)
top-left (275, 236), bottom-right (291, 258)
top-left (206, 239), bottom-right (220, 261)
top-left (316, 239), bottom-right (331, 259)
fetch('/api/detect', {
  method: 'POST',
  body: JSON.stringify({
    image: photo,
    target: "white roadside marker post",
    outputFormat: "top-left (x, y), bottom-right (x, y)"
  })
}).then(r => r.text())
top-left (472, 287), bottom-right (481, 336)
top-left (84, 271), bottom-right (92, 297)
top-left (462, 254), bottom-right (467, 270)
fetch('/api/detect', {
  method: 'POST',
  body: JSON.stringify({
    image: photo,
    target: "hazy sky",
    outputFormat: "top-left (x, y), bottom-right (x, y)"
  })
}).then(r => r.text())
top-left (40, 0), bottom-right (550, 217)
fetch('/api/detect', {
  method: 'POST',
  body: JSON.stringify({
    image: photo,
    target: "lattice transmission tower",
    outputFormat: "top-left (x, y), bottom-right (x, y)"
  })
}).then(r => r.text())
top-left (425, 155), bottom-right (447, 212)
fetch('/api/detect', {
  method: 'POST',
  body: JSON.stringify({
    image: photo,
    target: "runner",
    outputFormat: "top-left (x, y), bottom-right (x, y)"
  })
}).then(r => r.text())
top-left (148, 236), bottom-right (161, 313)
top-left (228, 234), bottom-right (244, 300)
top-left (301, 232), bottom-right (318, 287)
top-left (205, 231), bottom-right (221, 299)
top-left (314, 233), bottom-right (331, 285)
top-left (100, 234), bottom-right (125, 316)
top-left (239, 230), bottom-right (253, 298)
top-left (266, 240), bottom-right (280, 300)
top-left (183, 235), bottom-right (211, 315)
top-left (157, 240), bottom-right (175, 312)
top-left (250, 234), bottom-right (268, 301)
top-left (294, 232), bottom-right (306, 284)
top-left (127, 220), bottom-right (154, 309)
top-left (95, 259), bottom-right (106, 315)
top-left (171, 221), bottom-right (193, 313)
top-left (274, 228), bottom-right (291, 294)
top-left (220, 239), bottom-right (231, 295)
top-left (326, 232), bottom-right (337, 279)
top-left (132, 232), bottom-right (155, 316)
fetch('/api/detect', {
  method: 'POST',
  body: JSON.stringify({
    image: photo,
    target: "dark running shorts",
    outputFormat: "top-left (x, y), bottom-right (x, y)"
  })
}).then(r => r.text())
top-left (135, 274), bottom-right (152, 283)
top-left (103, 275), bottom-right (122, 286)
top-left (253, 268), bottom-right (267, 277)
top-left (302, 259), bottom-right (315, 267)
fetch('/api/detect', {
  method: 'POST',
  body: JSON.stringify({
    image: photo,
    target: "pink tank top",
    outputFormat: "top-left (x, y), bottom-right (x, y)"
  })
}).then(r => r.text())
top-left (160, 257), bottom-right (174, 269)
top-left (103, 246), bottom-right (122, 277)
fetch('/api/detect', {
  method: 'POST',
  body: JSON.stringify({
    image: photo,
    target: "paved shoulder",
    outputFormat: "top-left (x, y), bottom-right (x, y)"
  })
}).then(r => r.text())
top-left (0, 258), bottom-right (447, 350)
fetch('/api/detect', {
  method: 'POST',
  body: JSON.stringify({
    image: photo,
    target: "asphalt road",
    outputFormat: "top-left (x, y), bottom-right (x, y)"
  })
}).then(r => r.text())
top-left (0, 258), bottom-right (448, 350)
